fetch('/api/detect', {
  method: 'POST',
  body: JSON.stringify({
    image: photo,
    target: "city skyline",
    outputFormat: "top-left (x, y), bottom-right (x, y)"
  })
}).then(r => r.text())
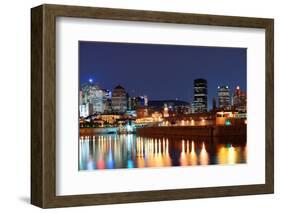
top-left (79, 41), bottom-right (247, 108)
top-left (78, 41), bottom-right (247, 171)
top-left (80, 78), bottom-right (245, 111)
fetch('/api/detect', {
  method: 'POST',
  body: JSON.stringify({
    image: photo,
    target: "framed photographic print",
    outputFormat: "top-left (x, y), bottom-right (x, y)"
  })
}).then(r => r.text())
top-left (31, 4), bottom-right (274, 208)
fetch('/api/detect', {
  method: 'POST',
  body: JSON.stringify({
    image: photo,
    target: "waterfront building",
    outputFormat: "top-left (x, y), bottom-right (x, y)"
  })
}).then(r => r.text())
top-left (151, 111), bottom-right (163, 122)
top-left (232, 86), bottom-right (247, 112)
top-left (97, 114), bottom-right (121, 124)
top-left (217, 85), bottom-right (231, 110)
top-left (164, 111), bottom-right (216, 126)
top-left (111, 85), bottom-right (128, 114)
top-left (216, 111), bottom-right (234, 126)
top-left (216, 111), bottom-right (245, 126)
top-left (136, 106), bottom-right (149, 118)
top-left (148, 100), bottom-right (190, 115)
top-left (193, 78), bottom-right (208, 113)
top-left (174, 104), bottom-right (191, 115)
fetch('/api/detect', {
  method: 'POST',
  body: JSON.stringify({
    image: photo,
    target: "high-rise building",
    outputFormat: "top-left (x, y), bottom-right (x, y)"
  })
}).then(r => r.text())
top-left (86, 84), bottom-right (105, 113)
top-left (79, 91), bottom-right (83, 106)
top-left (217, 85), bottom-right (231, 110)
top-left (79, 82), bottom-right (110, 117)
top-left (131, 96), bottom-right (148, 110)
top-left (130, 95), bottom-right (149, 117)
top-left (111, 85), bottom-right (128, 114)
top-left (102, 89), bottom-right (112, 113)
top-left (127, 95), bottom-right (132, 111)
top-left (79, 104), bottom-right (91, 118)
top-left (193, 78), bottom-right (208, 113)
top-left (232, 86), bottom-right (246, 112)
top-left (92, 86), bottom-right (106, 113)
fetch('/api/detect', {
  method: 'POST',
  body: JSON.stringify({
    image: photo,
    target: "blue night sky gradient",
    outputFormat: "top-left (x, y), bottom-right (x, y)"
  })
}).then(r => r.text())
top-left (79, 41), bottom-right (246, 108)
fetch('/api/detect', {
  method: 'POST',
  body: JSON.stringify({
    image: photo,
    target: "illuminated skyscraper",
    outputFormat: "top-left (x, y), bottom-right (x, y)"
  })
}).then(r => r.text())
top-left (131, 96), bottom-right (148, 110)
top-left (193, 78), bottom-right (208, 113)
top-left (217, 85), bottom-right (231, 110)
top-left (232, 86), bottom-right (246, 112)
top-left (111, 85), bottom-right (128, 114)
top-left (102, 89), bottom-right (112, 113)
top-left (79, 81), bottom-right (110, 117)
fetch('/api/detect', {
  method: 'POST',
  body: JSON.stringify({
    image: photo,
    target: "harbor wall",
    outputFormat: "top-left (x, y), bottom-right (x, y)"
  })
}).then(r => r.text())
top-left (80, 127), bottom-right (117, 135)
top-left (136, 125), bottom-right (246, 137)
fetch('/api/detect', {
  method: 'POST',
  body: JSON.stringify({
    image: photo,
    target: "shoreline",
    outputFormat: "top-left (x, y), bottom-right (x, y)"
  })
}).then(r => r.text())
top-left (80, 125), bottom-right (246, 137)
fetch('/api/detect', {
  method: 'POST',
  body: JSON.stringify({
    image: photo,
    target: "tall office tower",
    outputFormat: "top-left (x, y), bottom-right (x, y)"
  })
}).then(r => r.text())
top-left (217, 85), bottom-right (231, 110)
top-left (111, 85), bottom-right (128, 114)
top-left (79, 81), bottom-right (109, 117)
top-left (232, 86), bottom-right (247, 112)
top-left (193, 78), bottom-right (208, 113)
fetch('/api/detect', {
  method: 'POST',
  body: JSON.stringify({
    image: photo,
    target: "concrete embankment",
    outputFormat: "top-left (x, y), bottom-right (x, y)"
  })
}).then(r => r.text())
top-left (213, 125), bottom-right (246, 136)
top-left (136, 125), bottom-right (246, 137)
top-left (80, 127), bottom-right (117, 136)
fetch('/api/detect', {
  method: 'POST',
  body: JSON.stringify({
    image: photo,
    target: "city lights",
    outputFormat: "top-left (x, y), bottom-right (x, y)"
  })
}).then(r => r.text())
top-left (225, 120), bottom-right (231, 126)
top-left (79, 78), bottom-right (246, 170)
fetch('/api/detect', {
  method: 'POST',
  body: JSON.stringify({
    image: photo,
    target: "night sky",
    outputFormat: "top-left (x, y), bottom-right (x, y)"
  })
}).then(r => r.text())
top-left (79, 41), bottom-right (246, 109)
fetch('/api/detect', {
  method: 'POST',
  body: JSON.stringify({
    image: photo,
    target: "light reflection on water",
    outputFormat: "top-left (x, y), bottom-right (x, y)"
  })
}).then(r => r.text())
top-left (79, 134), bottom-right (247, 171)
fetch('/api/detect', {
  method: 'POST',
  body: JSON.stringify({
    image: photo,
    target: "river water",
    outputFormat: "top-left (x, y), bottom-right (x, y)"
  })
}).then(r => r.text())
top-left (79, 134), bottom-right (246, 170)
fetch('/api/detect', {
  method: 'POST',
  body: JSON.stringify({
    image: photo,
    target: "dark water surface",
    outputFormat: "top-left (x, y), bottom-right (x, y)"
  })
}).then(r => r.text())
top-left (79, 134), bottom-right (247, 170)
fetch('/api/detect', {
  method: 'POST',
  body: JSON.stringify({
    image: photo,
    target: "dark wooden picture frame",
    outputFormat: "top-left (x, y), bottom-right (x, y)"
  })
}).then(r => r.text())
top-left (31, 4), bottom-right (274, 208)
